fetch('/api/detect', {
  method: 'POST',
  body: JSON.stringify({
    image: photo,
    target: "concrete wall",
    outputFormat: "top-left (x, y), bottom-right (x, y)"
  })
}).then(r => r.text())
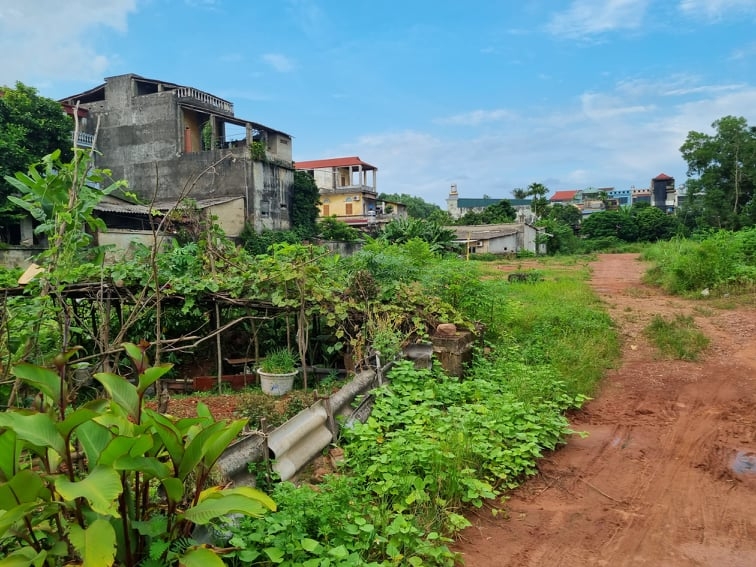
top-left (97, 230), bottom-right (175, 261)
top-left (484, 234), bottom-right (518, 254)
top-left (249, 160), bottom-right (294, 231)
top-left (523, 224), bottom-right (547, 255)
top-left (317, 240), bottom-right (364, 256)
top-left (0, 246), bottom-right (45, 268)
top-left (208, 198), bottom-right (246, 238)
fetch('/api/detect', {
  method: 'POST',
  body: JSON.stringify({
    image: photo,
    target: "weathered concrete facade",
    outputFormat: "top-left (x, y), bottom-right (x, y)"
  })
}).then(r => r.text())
top-left (60, 74), bottom-right (294, 233)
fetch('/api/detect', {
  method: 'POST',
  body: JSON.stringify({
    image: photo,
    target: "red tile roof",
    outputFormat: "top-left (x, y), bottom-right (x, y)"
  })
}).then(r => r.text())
top-left (550, 190), bottom-right (579, 202)
top-left (653, 173), bottom-right (673, 180)
top-left (295, 156), bottom-right (377, 171)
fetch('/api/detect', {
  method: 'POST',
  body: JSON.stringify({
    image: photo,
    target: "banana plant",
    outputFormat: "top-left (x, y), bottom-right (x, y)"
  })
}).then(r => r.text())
top-left (0, 342), bottom-right (275, 567)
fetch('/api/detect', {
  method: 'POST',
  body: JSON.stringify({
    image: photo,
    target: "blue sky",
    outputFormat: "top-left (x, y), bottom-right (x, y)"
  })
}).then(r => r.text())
top-left (2, 0), bottom-right (756, 207)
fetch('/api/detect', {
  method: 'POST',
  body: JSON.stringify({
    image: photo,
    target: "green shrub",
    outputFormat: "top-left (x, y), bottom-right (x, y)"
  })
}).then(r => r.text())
top-left (0, 342), bottom-right (275, 566)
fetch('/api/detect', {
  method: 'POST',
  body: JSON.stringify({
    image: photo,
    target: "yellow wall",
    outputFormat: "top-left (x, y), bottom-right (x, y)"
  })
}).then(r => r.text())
top-left (319, 194), bottom-right (364, 218)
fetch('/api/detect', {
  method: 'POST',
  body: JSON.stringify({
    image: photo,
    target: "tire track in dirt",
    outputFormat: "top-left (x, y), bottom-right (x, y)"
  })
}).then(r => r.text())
top-left (455, 253), bottom-right (756, 567)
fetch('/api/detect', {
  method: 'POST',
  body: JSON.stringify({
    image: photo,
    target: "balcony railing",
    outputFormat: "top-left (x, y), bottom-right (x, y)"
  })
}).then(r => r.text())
top-left (72, 131), bottom-right (94, 148)
top-left (175, 87), bottom-right (234, 115)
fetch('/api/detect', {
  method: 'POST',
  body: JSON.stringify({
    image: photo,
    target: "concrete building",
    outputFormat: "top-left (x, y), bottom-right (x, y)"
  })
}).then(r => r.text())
top-left (59, 73), bottom-right (294, 235)
top-left (651, 173), bottom-right (678, 213)
top-left (295, 157), bottom-right (406, 228)
top-left (452, 223), bottom-right (546, 255)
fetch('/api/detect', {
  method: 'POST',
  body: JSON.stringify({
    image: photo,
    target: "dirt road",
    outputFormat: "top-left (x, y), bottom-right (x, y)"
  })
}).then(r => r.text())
top-left (456, 253), bottom-right (756, 566)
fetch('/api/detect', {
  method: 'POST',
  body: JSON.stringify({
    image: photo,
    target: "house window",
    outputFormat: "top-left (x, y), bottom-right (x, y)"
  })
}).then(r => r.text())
top-left (322, 204), bottom-right (330, 216)
top-left (345, 203), bottom-right (353, 215)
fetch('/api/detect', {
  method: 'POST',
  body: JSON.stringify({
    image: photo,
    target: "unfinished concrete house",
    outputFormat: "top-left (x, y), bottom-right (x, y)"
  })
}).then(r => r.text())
top-left (59, 73), bottom-right (294, 236)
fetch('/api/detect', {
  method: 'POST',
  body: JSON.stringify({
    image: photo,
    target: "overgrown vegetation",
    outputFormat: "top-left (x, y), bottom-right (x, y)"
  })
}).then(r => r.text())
top-left (641, 228), bottom-right (756, 297)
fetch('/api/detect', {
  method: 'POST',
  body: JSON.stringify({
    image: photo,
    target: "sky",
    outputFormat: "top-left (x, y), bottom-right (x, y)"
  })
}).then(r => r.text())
top-left (1, 0), bottom-right (756, 207)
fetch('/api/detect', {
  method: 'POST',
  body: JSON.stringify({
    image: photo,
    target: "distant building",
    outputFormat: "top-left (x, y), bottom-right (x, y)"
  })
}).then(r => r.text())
top-left (651, 173), bottom-right (677, 213)
top-left (451, 223), bottom-right (546, 255)
top-left (550, 190), bottom-right (579, 205)
top-left (294, 156), bottom-right (406, 228)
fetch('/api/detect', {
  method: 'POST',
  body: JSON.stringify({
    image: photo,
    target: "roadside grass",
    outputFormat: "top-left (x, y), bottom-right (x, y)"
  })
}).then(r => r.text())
top-left (643, 314), bottom-right (710, 361)
top-left (642, 231), bottom-right (756, 302)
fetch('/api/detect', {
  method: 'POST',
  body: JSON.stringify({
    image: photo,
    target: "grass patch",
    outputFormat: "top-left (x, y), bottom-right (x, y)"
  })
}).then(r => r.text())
top-left (643, 314), bottom-right (709, 361)
top-left (476, 257), bottom-right (619, 397)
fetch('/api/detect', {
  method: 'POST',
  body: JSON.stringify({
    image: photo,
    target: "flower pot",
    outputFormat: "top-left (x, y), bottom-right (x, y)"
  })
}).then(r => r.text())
top-left (258, 370), bottom-right (297, 396)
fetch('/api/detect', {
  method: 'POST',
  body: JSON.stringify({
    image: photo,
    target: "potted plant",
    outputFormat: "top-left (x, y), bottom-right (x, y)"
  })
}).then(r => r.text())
top-left (258, 347), bottom-right (298, 396)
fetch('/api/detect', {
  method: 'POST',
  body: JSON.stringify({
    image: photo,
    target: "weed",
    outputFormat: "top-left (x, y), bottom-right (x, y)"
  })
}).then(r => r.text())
top-left (236, 390), bottom-right (317, 430)
top-left (643, 314), bottom-right (710, 360)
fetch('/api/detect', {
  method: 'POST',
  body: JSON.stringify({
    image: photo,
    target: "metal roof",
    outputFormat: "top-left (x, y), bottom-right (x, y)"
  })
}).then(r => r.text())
top-left (94, 195), bottom-right (243, 215)
top-left (452, 224), bottom-right (522, 240)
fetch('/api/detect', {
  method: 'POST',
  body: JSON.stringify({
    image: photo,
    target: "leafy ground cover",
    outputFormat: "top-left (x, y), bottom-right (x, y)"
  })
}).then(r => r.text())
top-left (154, 255), bottom-right (619, 566)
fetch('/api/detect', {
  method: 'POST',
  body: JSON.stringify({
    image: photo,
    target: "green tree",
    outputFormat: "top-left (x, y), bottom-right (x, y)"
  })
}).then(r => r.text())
top-left (547, 203), bottom-right (582, 229)
top-left (455, 199), bottom-right (516, 225)
top-left (289, 170), bottom-right (321, 236)
top-left (537, 218), bottom-right (582, 255)
top-left (634, 205), bottom-right (679, 242)
top-left (378, 192), bottom-right (443, 219)
top-left (680, 116), bottom-right (756, 230)
top-left (581, 209), bottom-right (639, 242)
top-left (317, 215), bottom-right (361, 241)
top-left (513, 182), bottom-right (550, 219)
top-left (379, 217), bottom-right (458, 253)
top-left (0, 82), bottom-right (73, 228)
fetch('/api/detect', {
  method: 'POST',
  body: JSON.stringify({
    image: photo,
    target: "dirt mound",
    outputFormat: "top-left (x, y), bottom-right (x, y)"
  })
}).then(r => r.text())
top-left (455, 253), bottom-right (756, 566)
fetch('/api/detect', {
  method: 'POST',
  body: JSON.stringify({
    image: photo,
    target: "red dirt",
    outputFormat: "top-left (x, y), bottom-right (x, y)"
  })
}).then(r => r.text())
top-left (455, 253), bottom-right (756, 566)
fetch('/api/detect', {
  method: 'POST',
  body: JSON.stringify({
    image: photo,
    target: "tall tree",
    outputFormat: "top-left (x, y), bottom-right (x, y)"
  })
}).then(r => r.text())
top-left (0, 82), bottom-right (73, 226)
top-left (513, 182), bottom-right (550, 219)
top-left (679, 116), bottom-right (756, 230)
top-left (378, 192), bottom-right (443, 219)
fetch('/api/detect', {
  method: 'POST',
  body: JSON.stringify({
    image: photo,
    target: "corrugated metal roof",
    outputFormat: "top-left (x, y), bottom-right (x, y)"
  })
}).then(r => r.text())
top-left (94, 195), bottom-right (152, 214)
top-left (151, 197), bottom-right (243, 211)
top-left (452, 224), bottom-right (521, 240)
top-left (95, 195), bottom-right (243, 215)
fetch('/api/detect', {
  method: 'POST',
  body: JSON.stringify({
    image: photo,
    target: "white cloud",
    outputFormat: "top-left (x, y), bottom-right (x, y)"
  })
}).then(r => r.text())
top-left (324, 81), bottom-right (756, 206)
top-left (0, 0), bottom-right (137, 86)
top-left (580, 92), bottom-right (654, 119)
top-left (436, 109), bottom-right (516, 126)
top-left (678, 0), bottom-right (756, 20)
top-left (261, 53), bottom-right (296, 73)
top-left (546, 0), bottom-right (650, 39)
